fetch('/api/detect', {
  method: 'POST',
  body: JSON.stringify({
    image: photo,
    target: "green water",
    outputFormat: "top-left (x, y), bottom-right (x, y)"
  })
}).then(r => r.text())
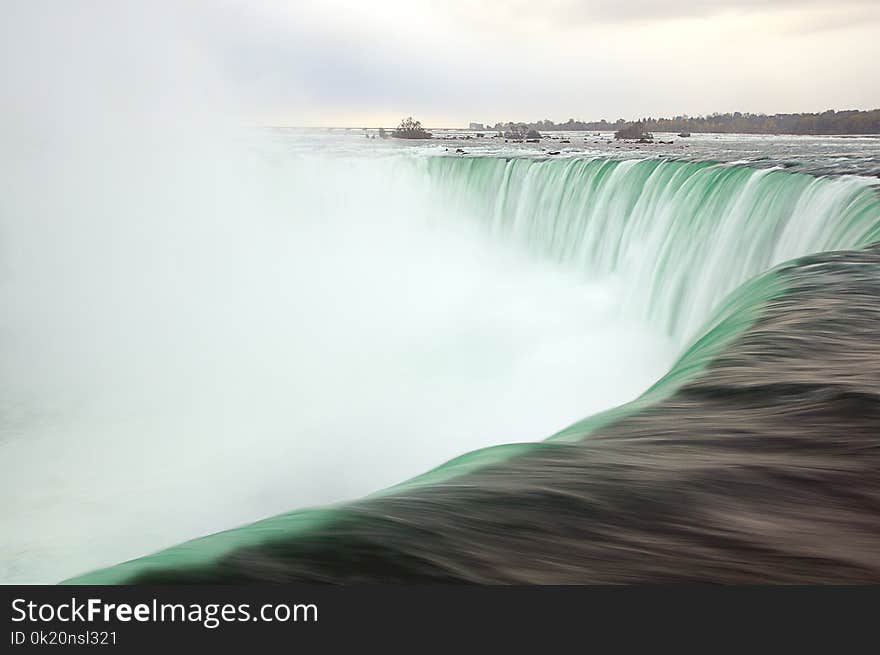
top-left (427, 156), bottom-right (880, 340)
top-left (65, 156), bottom-right (880, 584)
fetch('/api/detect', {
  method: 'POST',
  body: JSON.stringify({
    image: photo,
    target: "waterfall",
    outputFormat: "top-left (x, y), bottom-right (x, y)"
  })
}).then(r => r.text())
top-left (425, 156), bottom-right (880, 341)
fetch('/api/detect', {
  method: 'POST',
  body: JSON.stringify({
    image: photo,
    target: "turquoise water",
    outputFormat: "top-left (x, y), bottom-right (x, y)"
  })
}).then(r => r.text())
top-left (426, 156), bottom-right (880, 340)
top-left (64, 151), bottom-right (880, 584)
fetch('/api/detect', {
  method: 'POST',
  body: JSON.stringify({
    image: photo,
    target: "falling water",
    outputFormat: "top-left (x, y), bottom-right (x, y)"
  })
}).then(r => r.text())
top-left (3, 134), bottom-right (880, 583)
top-left (427, 156), bottom-right (880, 341)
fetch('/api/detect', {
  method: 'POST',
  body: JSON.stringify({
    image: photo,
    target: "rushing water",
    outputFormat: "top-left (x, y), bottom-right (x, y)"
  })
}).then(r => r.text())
top-left (2, 130), bottom-right (880, 583)
top-left (0, 135), bottom-right (674, 583)
top-left (425, 155), bottom-right (880, 340)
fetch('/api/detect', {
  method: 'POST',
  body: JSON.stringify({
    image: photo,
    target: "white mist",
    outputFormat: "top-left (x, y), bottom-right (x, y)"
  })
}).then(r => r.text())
top-left (0, 3), bottom-right (674, 583)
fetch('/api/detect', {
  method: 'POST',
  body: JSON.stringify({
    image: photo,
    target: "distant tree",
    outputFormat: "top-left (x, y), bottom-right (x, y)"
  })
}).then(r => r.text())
top-left (502, 123), bottom-right (543, 141)
top-left (393, 117), bottom-right (432, 139)
top-left (614, 121), bottom-right (653, 140)
top-left (502, 123), bottom-right (527, 140)
top-left (378, 127), bottom-right (388, 139)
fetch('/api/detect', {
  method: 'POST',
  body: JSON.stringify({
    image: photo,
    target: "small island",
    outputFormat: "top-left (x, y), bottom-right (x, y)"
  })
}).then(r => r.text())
top-left (392, 117), bottom-right (432, 139)
top-left (504, 125), bottom-right (541, 142)
top-left (614, 121), bottom-right (653, 141)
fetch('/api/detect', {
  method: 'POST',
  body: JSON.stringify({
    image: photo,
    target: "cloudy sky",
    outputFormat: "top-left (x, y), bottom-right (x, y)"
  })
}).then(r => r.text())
top-left (4, 0), bottom-right (880, 127)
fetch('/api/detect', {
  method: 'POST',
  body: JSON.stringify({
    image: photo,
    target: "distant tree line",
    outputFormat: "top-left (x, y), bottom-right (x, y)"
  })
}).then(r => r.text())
top-left (493, 110), bottom-right (880, 135)
top-left (494, 118), bottom-right (627, 132)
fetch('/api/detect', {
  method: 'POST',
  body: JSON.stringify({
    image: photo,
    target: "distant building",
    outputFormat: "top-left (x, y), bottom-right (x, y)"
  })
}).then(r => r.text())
top-left (469, 123), bottom-right (485, 130)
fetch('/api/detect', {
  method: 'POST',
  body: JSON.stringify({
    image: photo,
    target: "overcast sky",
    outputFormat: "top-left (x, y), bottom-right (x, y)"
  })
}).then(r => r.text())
top-left (4, 0), bottom-right (880, 128)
